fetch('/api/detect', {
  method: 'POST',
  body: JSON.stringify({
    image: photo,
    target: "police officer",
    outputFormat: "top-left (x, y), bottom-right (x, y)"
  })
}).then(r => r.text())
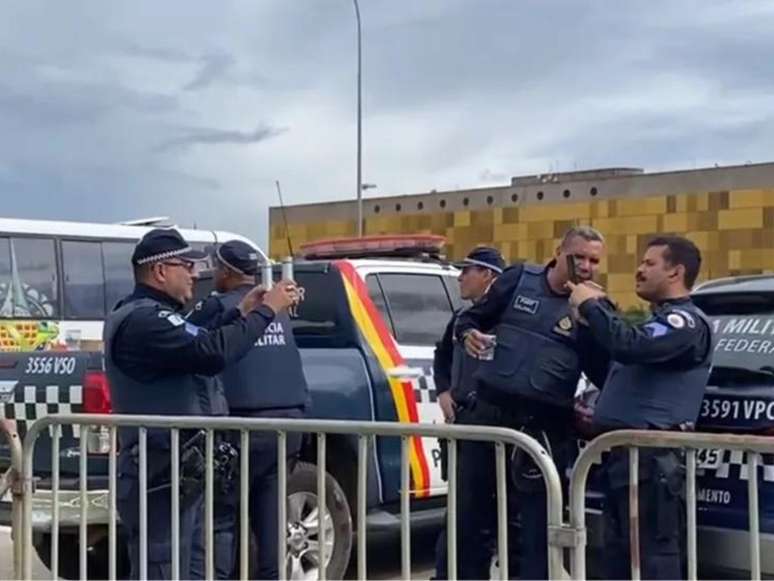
top-left (187, 240), bottom-right (310, 580)
top-left (454, 226), bottom-right (610, 580)
top-left (568, 235), bottom-right (713, 580)
top-left (432, 246), bottom-right (504, 579)
top-left (105, 229), bottom-right (298, 580)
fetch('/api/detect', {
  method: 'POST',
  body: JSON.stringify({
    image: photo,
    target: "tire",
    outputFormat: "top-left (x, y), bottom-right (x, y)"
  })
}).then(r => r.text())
top-left (33, 529), bottom-right (131, 580)
top-left (285, 461), bottom-right (353, 580)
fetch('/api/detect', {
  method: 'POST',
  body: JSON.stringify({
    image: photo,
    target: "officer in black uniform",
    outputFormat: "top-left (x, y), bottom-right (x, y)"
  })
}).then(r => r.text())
top-left (432, 246), bottom-right (504, 579)
top-left (187, 240), bottom-right (310, 580)
top-left (568, 235), bottom-right (713, 580)
top-left (454, 226), bottom-right (610, 580)
top-left (105, 229), bottom-right (298, 580)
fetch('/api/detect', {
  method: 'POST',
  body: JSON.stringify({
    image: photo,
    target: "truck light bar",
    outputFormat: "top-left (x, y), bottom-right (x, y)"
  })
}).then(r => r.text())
top-left (300, 234), bottom-right (446, 260)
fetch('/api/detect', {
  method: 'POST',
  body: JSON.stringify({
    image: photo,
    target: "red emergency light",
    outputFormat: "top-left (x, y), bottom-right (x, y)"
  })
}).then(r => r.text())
top-left (300, 234), bottom-right (446, 260)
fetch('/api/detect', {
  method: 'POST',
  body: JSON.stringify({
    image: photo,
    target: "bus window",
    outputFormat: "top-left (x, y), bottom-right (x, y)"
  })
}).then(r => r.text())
top-left (0, 237), bottom-right (58, 318)
top-left (103, 242), bottom-right (135, 312)
top-left (62, 241), bottom-right (106, 319)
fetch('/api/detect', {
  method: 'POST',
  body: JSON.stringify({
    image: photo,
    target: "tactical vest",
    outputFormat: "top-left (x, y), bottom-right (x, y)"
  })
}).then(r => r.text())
top-left (593, 300), bottom-right (713, 430)
top-left (215, 287), bottom-right (309, 412)
top-left (104, 298), bottom-right (227, 450)
top-left (473, 264), bottom-right (581, 408)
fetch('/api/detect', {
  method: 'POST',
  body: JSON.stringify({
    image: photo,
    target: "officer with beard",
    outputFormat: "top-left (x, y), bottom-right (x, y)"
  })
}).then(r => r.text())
top-left (568, 235), bottom-right (713, 579)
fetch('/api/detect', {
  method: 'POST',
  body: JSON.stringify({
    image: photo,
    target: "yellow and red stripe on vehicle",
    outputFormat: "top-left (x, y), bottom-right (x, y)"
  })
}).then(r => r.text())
top-left (334, 260), bottom-right (431, 498)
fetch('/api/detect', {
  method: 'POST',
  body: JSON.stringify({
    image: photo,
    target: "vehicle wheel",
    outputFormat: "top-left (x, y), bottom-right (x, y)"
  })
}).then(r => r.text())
top-left (33, 529), bottom-right (131, 580)
top-left (286, 461), bottom-right (353, 580)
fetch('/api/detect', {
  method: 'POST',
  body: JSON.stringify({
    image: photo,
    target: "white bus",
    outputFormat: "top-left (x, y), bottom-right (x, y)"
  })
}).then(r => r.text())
top-left (0, 216), bottom-right (263, 353)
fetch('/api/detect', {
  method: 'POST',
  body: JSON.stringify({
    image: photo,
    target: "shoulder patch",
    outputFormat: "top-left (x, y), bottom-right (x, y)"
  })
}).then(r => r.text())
top-left (165, 313), bottom-right (186, 327)
top-left (644, 321), bottom-right (670, 337)
top-left (666, 312), bottom-right (686, 329)
top-left (672, 308), bottom-right (696, 328)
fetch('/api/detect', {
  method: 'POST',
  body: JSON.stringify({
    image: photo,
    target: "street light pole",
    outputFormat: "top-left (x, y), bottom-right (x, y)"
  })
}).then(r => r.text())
top-left (353, 0), bottom-right (363, 237)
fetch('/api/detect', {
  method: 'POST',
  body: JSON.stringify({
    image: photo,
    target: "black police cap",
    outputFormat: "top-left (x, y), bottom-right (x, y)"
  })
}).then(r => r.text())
top-left (215, 240), bottom-right (261, 275)
top-left (453, 246), bottom-right (505, 274)
top-left (131, 228), bottom-right (208, 266)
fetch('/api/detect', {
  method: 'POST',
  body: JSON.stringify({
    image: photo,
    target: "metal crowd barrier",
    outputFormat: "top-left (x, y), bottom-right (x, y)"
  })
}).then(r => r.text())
top-left (569, 429), bottom-right (774, 581)
top-left (20, 414), bottom-right (566, 581)
top-left (0, 419), bottom-right (24, 579)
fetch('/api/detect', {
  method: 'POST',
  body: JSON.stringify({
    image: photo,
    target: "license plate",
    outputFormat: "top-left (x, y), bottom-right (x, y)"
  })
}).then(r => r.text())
top-left (697, 448), bottom-right (723, 470)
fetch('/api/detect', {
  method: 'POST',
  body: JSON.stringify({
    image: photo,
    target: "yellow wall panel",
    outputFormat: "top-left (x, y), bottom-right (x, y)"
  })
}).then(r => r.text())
top-left (494, 223), bottom-right (528, 241)
top-left (591, 200), bottom-right (610, 219)
top-left (454, 211), bottom-right (471, 227)
top-left (519, 203), bottom-right (590, 222)
top-left (615, 196), bottom-right (668, 217)
top-left (607, 273), bottom-right (634, 292)
top-left (527, 221), bottom-right (555, 239)
top-left (718, 208), bottom-right (764, 230)
top-left (729, 189), bottom-right (774, 208)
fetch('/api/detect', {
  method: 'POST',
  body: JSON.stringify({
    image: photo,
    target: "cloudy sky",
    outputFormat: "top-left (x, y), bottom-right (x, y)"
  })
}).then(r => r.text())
top-left (2, 1), bottom-right (774, 247)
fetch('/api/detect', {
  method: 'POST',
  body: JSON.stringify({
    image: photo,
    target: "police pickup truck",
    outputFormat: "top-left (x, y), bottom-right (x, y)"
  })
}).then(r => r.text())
top-left (0, 233), bottom-right (461, 579)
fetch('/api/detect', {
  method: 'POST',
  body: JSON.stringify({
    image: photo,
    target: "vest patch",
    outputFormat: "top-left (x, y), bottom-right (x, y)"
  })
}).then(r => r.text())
top-left (165, 313), bottom-right (185, 327)
top-left (514, 295), bottom-right (540, 314)
top-left (553, 316), bottom-right (574, 337)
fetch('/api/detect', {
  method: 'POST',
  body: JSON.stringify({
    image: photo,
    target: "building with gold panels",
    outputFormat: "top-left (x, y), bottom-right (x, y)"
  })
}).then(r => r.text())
top-left (269, 162), bottom-right (774, 309)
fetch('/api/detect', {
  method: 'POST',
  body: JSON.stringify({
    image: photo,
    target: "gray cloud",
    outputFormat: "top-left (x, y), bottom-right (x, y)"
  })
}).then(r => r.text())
top-left (184, 52), bottom-right (236, 91)
top-left (156, 125), bottom-right (287, 151)
top-left (1, 0), bottom-right (774, 247)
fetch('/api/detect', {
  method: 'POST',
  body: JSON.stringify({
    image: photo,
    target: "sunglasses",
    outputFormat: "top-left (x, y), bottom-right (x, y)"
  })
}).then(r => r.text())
top-left (161, 260), bottom-right (196, 273)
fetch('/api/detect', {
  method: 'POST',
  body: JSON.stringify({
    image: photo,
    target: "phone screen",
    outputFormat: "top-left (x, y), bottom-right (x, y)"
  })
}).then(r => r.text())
top-left (566, 255), bottom-right (579, 284)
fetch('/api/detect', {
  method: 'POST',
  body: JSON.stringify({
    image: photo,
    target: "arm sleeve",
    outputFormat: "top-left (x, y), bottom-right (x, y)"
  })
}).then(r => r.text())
top-left (433, 315), bottom-right (456, 394)
top-left (579, 299), bottom-right (709, 365)
top-left (454, 264), bottom-right (524, 340)
top-left (186, 296), bottom-right (241, 329)
top-left (122, 305), bottom-right (276, 377)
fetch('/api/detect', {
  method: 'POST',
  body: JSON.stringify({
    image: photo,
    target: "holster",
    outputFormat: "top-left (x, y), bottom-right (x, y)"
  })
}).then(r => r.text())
top-left (652, 450), bottom-right (685, 541)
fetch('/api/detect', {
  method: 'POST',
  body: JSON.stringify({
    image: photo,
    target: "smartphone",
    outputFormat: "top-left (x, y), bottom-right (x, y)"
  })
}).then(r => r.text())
top-left (566, 254), bottom-right (579, 284)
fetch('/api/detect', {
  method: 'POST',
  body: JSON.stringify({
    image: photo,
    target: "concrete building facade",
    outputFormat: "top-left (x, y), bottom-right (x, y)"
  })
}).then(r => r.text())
top-left (270, 162), bottom-right (774, 308)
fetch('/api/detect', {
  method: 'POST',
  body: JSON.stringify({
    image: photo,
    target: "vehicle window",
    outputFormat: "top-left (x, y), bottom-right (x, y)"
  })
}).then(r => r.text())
top-left (291, 271), bottom-right (344, 337)
top-left (62, 241), bottom-right (106, 319)
top-left (102, 242), bottom-right (135, 311)
top-left (443, 275), bottom-right (466, 311)
top-left (694, 291), bottom-right (774, 385)
top-left (365, 274), bottom-right (395, 336)
top-left (378, 273), bottom-right (453, 345)
top-left (190, 242), bottom-right (216, 273)
top-left (0, 237), bottom-right (58, 318)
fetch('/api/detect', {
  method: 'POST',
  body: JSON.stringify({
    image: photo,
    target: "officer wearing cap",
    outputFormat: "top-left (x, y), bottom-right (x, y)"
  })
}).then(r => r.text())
top-left (453, 226), bottom-right (610, 580)
top-left (568, 235), bottom-right (713, 579)
top-left (432, 246), bottom-right (504, 579)
top-left (187, 240), bottom-right (310, 580)
top-left (104, 228), bottom-right (298, 580)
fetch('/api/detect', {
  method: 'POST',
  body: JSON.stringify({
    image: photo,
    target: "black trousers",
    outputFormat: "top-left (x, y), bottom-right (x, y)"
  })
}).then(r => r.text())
top-left (190, 408), bottom-right (304, 580)
top-left (117, 450), bottom-right (203, 580)
top-left (602, 448), bottom-right (686, 580)
top-left (454, 397), bottom-right (574, 581)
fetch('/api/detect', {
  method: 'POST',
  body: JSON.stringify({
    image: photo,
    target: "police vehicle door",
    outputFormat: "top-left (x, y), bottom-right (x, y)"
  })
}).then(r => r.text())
top-left (360, 263), bottom-right (461, 498)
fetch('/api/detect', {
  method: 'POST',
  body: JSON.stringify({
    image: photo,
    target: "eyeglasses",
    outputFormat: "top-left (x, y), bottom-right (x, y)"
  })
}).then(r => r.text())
top-left (161, 260), bottom-right (196, 273)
